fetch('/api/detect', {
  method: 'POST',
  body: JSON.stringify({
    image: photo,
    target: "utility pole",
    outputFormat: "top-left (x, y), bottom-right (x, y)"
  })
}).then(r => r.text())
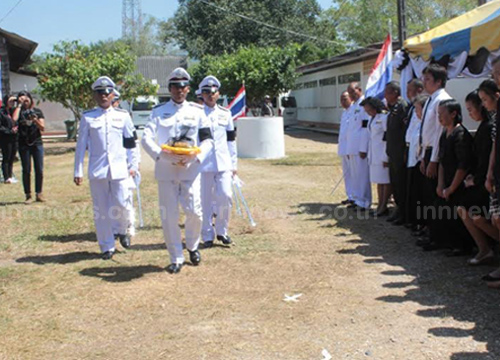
top-left (122, 0), bottom-right (143, 41)
top-left (397, 0), bottom-right (407, 48)
top-left (0, 36), bottom-right (10, 97)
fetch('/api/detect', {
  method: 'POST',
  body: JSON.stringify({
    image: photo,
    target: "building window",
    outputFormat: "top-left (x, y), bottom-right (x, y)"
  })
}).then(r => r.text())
top-left (338, 72), bottom-right (361, 84)
top-left (303, 80), bottom-right (318, 89)
top-left (293, 83), bottom-right (304, 90)
top-left (319, 77), bottom-right (337, 86)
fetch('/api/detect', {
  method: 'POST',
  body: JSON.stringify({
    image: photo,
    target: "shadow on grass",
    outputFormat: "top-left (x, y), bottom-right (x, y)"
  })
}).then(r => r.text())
top-left (0, 201), bottom-right (24, 206)
top-left (16, 251), bottom-right (98, 265)
top-left (79, 265), bottom-right (164, 282)
top-left (38, 232), bottom-right (96, 243)
top-left (296, 201), bottom-right (500, 359)
top-left (285, 128), bottom-right (336, 145)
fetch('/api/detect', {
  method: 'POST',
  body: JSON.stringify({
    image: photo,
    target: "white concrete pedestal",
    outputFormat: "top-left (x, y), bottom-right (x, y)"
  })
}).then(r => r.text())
top-left (236, 117), bottom-right (285, 159)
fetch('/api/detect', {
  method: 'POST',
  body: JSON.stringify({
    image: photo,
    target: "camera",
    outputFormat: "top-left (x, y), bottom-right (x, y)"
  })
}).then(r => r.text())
top-left (22, 109), bottom-right (37, 119)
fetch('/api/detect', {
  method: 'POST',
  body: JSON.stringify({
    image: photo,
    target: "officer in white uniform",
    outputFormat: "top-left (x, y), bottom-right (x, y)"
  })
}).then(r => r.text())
top-left (347, 82), bottom-right (372, 209)
top-left (198, 76), bottom-right (237, 247)
top-left (74, 76), bottom-right (138, 260)
top-left (142, 68), bottom-right (213, 274)
top-left (338, 91), bottom-right (354, 204)
top-left (112, 89), bottom-right (140, 237)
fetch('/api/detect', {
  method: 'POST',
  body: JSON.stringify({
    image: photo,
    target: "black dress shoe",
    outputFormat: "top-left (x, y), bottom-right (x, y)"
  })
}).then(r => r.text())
top-left (217, 235), bottom-right (232, 245)
top-left (189, 250), bottom-right (201, 265)
top-left (118, 234), bottom-right (131, 249)
top-left (204, 241), bottom-right (213, 248)
top-left (416, 238), bottom-right (430, 247)
top-left (411, 229), bottom-right (426, 237)
top-left (101, 250), bottom-right (115, 260)
top-left (341, 199), bottom-right (352, 205)
top-left (422, 242), bottom-right (443, 251)
top-left (166, 263), bottom-right (183, 274)
top-left (481, 274), bottom-right (500, 282)
top-left (347, 203), bottom-right (357, 209)
top-left (392, 218), bottom-right (405, 226)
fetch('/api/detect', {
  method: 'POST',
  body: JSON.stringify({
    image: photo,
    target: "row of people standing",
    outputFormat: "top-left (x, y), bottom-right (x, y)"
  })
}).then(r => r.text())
top-left (0, 91), bottom-right (46, 202)
top-left (338, 61), bottom-right (500, 289)
top-left (74, 68), bottom-right (237, 275)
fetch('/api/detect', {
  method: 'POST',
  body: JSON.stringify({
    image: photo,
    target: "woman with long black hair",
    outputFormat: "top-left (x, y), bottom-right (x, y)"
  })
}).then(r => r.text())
top-left (0, 94), bottom-right (18, 183)
top-left (457, 89), bottom-right (496, 265)
top-left (14, 91), bottom-right (46, 203)
top-left (424, 99), bottom-right (474, 253)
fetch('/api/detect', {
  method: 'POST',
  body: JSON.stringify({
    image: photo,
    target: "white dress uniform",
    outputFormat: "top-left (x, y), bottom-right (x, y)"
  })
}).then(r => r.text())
top-left (368, 112), bottom-right (390, 184)
top-left (198, 76), bottom-right (238, 244)
top-left (338, 104), bottom-right (354, 201)
top-left (349, 96), bottom-right (372, 208)
top-left (406, 110), bottom-right (421, 168)
top-left (141, 81), bottom-right (212, 266)
top-left (74, 77), bottom-right (138, 255)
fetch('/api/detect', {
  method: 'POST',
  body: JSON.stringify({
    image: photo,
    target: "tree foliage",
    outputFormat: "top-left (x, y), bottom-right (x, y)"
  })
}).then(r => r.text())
top-left (329, 0), bottom-right (477, 47)
top-left (172, 0), bottom-right (344, 58)
top-left (189, 44), bottom-right (311, 104)
top-left (33, 41), bottom-right (158, 123)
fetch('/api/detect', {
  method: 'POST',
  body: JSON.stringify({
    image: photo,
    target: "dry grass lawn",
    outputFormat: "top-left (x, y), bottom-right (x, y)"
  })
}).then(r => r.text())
top-left (0, 130), bottom-right (499, 360)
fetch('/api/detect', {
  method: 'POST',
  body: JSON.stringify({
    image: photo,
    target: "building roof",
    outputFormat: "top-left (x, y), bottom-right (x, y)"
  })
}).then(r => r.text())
top-left (297, 40), bottom-right (401, 75)
top-left (0, 27), bottom-right (38, 71)
top-left (135, 56), bottom-right (188, 95)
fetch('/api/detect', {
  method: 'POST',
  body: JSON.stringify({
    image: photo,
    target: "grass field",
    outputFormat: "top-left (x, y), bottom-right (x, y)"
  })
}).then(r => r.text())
top-left (0, 130), bottom-right (499, 360)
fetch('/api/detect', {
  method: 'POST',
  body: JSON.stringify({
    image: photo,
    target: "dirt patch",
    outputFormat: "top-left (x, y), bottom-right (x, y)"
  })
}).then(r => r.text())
top-left (0, 129), bottom-right (498, 359)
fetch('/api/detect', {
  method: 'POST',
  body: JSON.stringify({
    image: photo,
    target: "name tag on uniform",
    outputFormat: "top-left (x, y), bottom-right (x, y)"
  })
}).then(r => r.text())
top-left (183, 116), bottom-right (196, 126)
top-left (217, 114), bottom-right (228, 126)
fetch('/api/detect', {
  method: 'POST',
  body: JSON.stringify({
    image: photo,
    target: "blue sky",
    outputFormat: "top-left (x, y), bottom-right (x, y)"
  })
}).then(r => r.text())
top-left (0, 0), bottom-right (333, 54)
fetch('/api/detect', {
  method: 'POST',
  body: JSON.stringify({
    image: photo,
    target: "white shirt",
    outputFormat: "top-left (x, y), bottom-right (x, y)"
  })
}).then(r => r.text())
top-left (420, 88), bottom-right (451, 162)
top-left (201, 104), bottom-right (237, 172)
top-left (74, 106), bottom-right (138, 180)
top-left (338, 105), bottom-right (353, 156)
top-left (368, 112), bottom-right (389, 165)
top-left (141, 100), bottom-right (212, 181)
top-left (346, 96), bottom-right (370, 155)
top-left (405, 108), bottom-right (421, 168)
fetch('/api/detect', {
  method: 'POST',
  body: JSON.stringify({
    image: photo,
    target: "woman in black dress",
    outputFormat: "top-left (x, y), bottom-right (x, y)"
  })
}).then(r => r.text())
top-left (14, 91), bottom-right (46, 203)
top-left (0, 94), bottom-right (18, 183)
top-left (457, 90), bottom-right (496, 265)
top-left (425, 99), bottom-right (474, 253)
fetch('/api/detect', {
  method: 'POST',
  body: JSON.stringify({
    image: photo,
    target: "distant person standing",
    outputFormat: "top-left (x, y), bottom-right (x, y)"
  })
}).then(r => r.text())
top-left (15, 91), bottom-right (46, 204)
top-left (337, 91), bottom-right (355, 204)
top-left (74, 76), bottom-right (138, 260)
top-left (198, 75), bottom-right (237, 248)
top-left (347, 82), bottom-right (372, 210)
top-left (384, 81), bottom-right (409, 225)
top-left (0, 94), bottom-right (18, 184)
top-left (261, 95), bottom-right (274, 117)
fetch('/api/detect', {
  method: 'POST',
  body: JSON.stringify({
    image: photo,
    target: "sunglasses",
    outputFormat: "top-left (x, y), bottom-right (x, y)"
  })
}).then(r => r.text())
top-left (201, 89), bottom-right (218, 94)
top-left (95, 88), bottom-right (113, 95)
top-left (171, 83), bottom-right (189, 89)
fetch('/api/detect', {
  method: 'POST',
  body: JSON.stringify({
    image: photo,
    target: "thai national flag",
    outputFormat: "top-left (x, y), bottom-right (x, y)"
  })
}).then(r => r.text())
top-left (365, 34), bottom-right (393, 99)
top-left (227, 85), bottom-right (246, 121)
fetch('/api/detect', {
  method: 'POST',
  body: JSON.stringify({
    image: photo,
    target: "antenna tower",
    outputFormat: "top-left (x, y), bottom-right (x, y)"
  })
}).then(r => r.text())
top-left (122, 0), bottom-right (143, 40)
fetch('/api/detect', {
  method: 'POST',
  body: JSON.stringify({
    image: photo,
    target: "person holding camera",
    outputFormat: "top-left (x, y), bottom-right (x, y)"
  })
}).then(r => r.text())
top-left (0, 94), bottom-right (18, 184)
top-left (14, 91), bottom-right (45, 203)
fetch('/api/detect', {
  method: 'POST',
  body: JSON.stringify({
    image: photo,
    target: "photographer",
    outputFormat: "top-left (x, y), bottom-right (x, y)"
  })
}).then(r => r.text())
top-left (0, 94), bottom-right (18, 183)
top-left (15, 91), bottom-right (45, 204)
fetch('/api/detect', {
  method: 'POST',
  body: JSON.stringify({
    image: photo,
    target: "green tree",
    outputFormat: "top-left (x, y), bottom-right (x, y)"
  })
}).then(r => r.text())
top-left (33, 40), bottom-right (158, 126)
top-left (172, 0), bottom-right (344, 58)
top-left (189, 44), bottom-right (305, 106)
top-left (329, 0), bottom-right (477, 47)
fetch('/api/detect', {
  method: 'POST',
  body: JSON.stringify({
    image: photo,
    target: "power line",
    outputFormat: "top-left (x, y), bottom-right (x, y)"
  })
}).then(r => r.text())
top-left (0, 0), bottom-right (24, 24)
top-left (196, 0), bottom-right (345, 47)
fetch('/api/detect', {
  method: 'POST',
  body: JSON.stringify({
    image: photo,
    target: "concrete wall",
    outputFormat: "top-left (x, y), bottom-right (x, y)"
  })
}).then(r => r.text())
top-left (9, 72), bottom-right (74, 132)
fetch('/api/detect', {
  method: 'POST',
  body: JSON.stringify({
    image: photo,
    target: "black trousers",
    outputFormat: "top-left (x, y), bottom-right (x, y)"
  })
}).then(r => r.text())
top-left (19, 143), bottom-right (44, 195)
top-left (405, 165), bottom-right (424, 226)
top-left (420, 148), bottom-right (438, 227)
top-left (389, 154), bottom-right (407, 219)
top-left (1, 138), bottom-right (16, 180)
